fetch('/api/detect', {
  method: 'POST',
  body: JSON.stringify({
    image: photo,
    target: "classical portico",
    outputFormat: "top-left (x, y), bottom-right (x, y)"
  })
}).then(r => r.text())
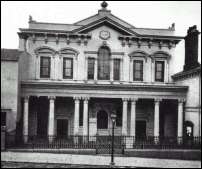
top-left (21, 81), bottom-right (187, 143)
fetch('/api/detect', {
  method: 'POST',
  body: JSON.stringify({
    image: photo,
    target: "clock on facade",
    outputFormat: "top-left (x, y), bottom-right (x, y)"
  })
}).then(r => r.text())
top-left (99, 30), bottom-right (110, 40)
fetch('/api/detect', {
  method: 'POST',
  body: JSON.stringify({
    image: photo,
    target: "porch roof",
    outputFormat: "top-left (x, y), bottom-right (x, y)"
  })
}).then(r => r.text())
top-left (21, 81), bottom-right (188, 100)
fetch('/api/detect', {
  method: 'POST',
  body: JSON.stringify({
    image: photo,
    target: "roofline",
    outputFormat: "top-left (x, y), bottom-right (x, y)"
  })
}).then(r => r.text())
top-left (172, 66), bottom-right (201, 81)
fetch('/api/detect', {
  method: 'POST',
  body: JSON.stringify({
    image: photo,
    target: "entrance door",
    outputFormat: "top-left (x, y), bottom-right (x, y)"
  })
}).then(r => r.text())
top-left (136, 121), bottom-right (146, 138)
top-left (57, 119), bottom-right (68, 138)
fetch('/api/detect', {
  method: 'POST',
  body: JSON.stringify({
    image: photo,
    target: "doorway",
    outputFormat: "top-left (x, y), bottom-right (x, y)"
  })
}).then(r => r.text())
top-left (57, 119), bottom-right (68, 138)
top-left (136, 121), bottom-right (146, 138)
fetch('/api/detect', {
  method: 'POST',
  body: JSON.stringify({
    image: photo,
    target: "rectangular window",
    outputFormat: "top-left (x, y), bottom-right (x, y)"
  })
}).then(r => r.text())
top-left (1, 112), bottom-right (6, 126)
top-left (40, 56), bottom-right (51, 78)
top-left (133, 60), bottom-right (143, 81)
top-left (88, 58), bottom-right (95, 80)
top-left (113, 59), bottom-right (120, 81)
top-left (155, 61), bottom-right (164, 82)
top-left (63, 58), bottom-right (73, 79)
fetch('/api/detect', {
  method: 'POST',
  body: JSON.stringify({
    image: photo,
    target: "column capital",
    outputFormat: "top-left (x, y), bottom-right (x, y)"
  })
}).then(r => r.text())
top-left (122, 98), bottom-right (130, 102)
top-left (154, 98), bottom-right (162, 103)
top-left (178, 98), bottom-right (186, 103)
top-left (73, 96), bottom-right (82, 101)
top-left (82, 97), bottom-right (90, 101)
top-left (23, 96), bottom-right (30, 101)
top-left (48, 96), bottom-right (56, 100)
top-left (130, 98), bottom-right (138, 103)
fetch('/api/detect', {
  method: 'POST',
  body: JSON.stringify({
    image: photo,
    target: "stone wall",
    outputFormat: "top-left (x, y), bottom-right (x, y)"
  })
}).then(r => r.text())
top-left (1, 61), bottom-right (19, 133)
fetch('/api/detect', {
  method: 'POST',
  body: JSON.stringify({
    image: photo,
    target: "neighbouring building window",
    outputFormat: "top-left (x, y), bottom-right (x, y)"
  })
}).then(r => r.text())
top-left (1, 112), bottom-right (6, 126)
top-left (113, 59), bottom-right (120, 81)
top-left (155, 61), bottom-right (164, 82)
top-left (133, 60), bottom-right (143, 81)
top-left (98, 46), bottom-right (111, 80)
top-left (88, 58), bottom-right (95, 80)
top-left (40, 56), bottom-right (51, 78)
top-left (63, 58), bottom-right (73, 79)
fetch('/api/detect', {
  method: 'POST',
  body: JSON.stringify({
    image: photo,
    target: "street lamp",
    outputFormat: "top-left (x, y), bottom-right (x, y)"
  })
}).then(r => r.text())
top-left (110, 112), bottom-right (117, 167)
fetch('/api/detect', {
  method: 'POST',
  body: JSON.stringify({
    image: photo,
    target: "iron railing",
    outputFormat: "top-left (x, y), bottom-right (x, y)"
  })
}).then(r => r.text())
top-left (5, 134), bottom-right (201, 151)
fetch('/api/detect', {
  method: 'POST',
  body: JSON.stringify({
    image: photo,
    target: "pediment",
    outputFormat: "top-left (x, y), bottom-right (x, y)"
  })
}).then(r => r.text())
top-left (73, 17), bottom-right (138, 36)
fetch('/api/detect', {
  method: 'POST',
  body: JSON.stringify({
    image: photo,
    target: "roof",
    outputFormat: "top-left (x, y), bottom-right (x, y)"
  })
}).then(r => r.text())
top-left (1, 49), bottom-right (22, 61)
top-left (172, 66), bottom-right (201, 81)
top-left (20, 3), bottom-right (181, 39)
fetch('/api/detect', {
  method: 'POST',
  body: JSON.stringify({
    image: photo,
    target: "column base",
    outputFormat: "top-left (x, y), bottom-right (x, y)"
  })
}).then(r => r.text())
top-left (23, 135), bottom-right (28, 143)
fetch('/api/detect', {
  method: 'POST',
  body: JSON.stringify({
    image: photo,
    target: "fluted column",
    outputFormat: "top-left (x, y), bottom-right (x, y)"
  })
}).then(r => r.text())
top-left (48, 96), bottom-right (55, 142)
top-left (178, 99), bottom-right (185, 144)
top-left (74, 97), bottom-right (80, 135)
top-left (83, 97), bottom-right (89, 136)
top-left (130, 98), bottom-right (138, 137)
top-left (122, 98), bottom-right (129, 135)
top-left (23, 96), bottom-right (29, 143)
top-left (154, 98), bottom-right (161, 143)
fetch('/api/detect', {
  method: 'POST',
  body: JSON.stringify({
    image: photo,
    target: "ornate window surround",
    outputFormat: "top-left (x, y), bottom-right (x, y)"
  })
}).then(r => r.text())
top-left (84, 49), bottom-right (124, 82)
top-left (59, 48), bottom-right (79, 81)
top-left (34, 46), bottom-right (56, 80)
top-left (128, 50), bottom-right (149, 82)
top-left (151, 51), bottom-right (171, 83)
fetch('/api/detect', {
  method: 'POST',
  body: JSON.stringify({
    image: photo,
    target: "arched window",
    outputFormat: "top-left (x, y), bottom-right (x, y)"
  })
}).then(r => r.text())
top-left (97, 110), bottom-right (108, 129)
top-left (98, 46), bottom-right (111, 80)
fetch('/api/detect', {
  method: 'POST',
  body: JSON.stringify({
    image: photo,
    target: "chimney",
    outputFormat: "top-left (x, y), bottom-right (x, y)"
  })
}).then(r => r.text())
top-left (183, 25), bottom-right (200, 71)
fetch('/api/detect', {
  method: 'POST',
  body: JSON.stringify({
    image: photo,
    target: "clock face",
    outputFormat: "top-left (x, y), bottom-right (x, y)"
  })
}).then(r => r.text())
top-left (100, 30), bottom-right (110, 40)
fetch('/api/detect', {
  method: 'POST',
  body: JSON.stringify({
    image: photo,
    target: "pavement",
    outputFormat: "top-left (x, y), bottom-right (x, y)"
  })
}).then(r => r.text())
top-left (1, 151), bottom-right (201, 168)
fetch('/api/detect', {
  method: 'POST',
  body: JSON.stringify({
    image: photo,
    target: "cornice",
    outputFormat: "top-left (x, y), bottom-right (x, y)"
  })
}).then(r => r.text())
top-left (21, 81), bottom-right (188, 93)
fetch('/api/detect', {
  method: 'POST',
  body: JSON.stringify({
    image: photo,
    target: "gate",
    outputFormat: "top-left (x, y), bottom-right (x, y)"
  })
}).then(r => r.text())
top-left (96, 136), bottom-right (124, 154)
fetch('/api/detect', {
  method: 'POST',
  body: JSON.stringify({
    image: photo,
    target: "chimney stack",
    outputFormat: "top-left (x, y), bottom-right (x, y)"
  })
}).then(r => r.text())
top-left (184, 25), bottom-right (200, 71)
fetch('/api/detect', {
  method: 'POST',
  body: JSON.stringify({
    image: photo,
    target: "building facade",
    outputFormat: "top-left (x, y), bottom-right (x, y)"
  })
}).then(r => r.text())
top-left (2, 2), bottom-right (201, 145)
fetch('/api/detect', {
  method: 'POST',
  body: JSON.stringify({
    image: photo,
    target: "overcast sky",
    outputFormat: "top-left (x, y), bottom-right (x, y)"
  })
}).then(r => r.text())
top-left (1, 1), bottom-right (201, 67)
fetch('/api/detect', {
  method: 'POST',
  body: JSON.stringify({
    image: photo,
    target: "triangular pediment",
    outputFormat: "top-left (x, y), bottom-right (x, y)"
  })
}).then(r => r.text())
top-left (73, 17), bottom-right (138, 36)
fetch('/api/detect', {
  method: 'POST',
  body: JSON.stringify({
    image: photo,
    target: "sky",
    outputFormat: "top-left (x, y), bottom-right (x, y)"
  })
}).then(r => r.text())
top-left (1, 1), bottom-right (201, 70)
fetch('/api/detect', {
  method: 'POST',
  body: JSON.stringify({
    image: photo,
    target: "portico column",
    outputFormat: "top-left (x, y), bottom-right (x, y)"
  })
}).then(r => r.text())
top-left (154, 98), bottom-right (161, 143)
top-left (74, 97), bottom-right (80, 135)
top-left (130, 98), bottom-right (138, 137)
top-left (178, 99), bottom-right (185, 144)
top-left (23, 96), bottom-right (29, 143)
top-left (122, 98), bottom-right (129, 135)
top-left (83, 97), bottom-right (89, 136)
top-left (48, 96), bottom-right (55, 142)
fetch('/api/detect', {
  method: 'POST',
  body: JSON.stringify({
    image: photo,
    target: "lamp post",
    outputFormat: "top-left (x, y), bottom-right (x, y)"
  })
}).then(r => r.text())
top-left (110, 112), bottom-right (117, 167)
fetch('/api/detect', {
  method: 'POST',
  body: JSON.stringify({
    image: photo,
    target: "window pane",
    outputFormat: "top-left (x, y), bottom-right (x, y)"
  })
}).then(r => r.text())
top-left (156, 72), bottom-right (162, 79)
top-left (65, 69), bottom-right (71, 76)
top-left (63, 58), bottom-right (73, 78)
top-left (133, 60), bottom-right (143, 81)
top-left (65, 59), bottom-right (72, 69)
top-left (135, 71), bottom-right (141, 79)
top-left (114, 59), bottom-right (120, 80)
top-left (40, 57), bottom-right (50, 78)
top-left (88, 58), bottom-right (95, 80)
top-left (155, 61), bottom-right (164, 82)
top-left (156, 63), bottom-right (163, 71)
top-left (42, 68), bottom-right (49, 76)
top-left (98, 46), bottom-right (110, 80)
top-left (42, 58), bottom-right (50, 67)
